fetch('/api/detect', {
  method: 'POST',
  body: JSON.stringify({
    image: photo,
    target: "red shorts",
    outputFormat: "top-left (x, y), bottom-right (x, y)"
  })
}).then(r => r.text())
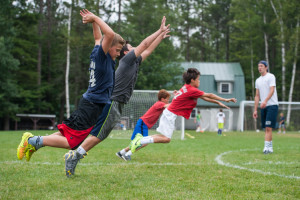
top-left (57, 124), bottom-right (94, 149)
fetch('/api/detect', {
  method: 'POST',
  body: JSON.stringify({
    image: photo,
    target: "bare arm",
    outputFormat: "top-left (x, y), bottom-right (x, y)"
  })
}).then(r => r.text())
top-left (93, 23), bottom-right (102, 46)
top-left (200, 96), bottom-right (230, 109)
top-left (201, 93), bottom-right (237, 103)
top-left (80, 9), bottom-right (114, 54)
top-left (253, 89), bottom-right (260, 119)
top-left (134, 16), bottom-right (169, 58)
top-left (260, 86), bottom-right (275, 109)
top-left (141, 29), bottom-right (170, 62)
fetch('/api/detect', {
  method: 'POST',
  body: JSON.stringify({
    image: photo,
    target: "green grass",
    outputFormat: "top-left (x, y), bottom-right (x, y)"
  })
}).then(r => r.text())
top-left (0, 130), bottom-right (299, 199)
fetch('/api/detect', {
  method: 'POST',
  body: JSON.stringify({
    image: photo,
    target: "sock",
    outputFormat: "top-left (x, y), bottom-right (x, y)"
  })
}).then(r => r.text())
top-left (120, 149), bottom-right (126, 155)
top-left (264, 141), bottom-right (270, 148)
top-left (269, 141), bottom-right (273, 148)
top-left (125, 150), bottom-right (132, 157)
top-left (140, 136), bottom-right (154, 145)
top-left (76, 146), bottom-right (86, 155)
top-left (28, 136), bottom-right (44, 150)
top-left (218, 129), bottom-right (220, 134)
top-left (220, 129), bottom-right (222, 135)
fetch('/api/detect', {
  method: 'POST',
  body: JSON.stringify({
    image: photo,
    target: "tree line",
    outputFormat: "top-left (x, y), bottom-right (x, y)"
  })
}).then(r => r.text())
top-left (0, 0), bottom-right (299, 130)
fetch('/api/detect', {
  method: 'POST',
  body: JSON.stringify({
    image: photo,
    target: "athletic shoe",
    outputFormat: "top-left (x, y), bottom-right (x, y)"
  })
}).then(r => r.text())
top-left (122, 155), bottom-right (131, 161)
top-left (25, 144), bottom-right (36, 161)
top-left (17, 132), bottom-right (34, 160)
top-left (263, 147), bottom-right (273, 154)
top-left (64, 150), bottom-right (87, 177)
top-left (268, 147), bottom-right (273, 153)
top-left (130, 133), bottom-right (143, 153)
top-left (116, 151), bottom-right (124, 160)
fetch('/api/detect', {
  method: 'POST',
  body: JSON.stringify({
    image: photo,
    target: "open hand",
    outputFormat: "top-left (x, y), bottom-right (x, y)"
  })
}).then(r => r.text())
top-left (80, 9), bottom-right (95, 23)
top-left (160, 16), bottom-right (170, 32)
top-left (225, 98), bottom-right (237, 103)
top-left (218, 102), bottom-right (230, 109)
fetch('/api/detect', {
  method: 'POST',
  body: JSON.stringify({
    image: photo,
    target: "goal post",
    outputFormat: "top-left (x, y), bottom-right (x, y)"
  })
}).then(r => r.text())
top-left (114, 90), bottom-right (185, 140)
top-left (238, 100), bottom-right (300, 132)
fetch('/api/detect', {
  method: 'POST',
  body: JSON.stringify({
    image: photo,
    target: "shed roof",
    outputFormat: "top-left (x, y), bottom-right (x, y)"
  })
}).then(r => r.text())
top-left (180, 62), bottom-right (244, 81)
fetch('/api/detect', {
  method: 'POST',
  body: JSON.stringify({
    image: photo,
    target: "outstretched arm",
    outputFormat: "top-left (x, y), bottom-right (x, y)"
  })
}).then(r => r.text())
top-left (141, 29), bottom-right (170, 61)
top-left (80, 9), bottom-right (114, 54)
top-left (200, 96), bottom-right (230, 109)
top-left (134, 16), bottom-right (170, 58)
top-left (201, 93), bottom-right (237, 103)
top-left (93, 22), bottom-right (102, 46)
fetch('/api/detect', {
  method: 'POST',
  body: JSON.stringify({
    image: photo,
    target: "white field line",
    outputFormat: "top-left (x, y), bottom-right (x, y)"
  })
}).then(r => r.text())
top-left (215, 149), bottom-right (300, 180)
top-left (0, 160), bottom-right (203, 166)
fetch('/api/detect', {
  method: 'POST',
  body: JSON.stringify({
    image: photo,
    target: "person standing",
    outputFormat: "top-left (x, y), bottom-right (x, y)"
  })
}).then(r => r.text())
top-left (216, 109), bottom-right (225, 135)
top-left (253, 60), bottom-right (278, 154)
top-left (194, 110), bottom-right (203, 133)
top-left (278, 112), bottom-right (286, 134)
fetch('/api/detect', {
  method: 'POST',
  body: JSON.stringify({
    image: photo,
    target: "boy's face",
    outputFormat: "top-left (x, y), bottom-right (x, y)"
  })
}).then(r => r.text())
top-left (280, 113), bottom-right (283, 117)
top-left (161, 96), bottom-right (170, 104)
top-left (109, 43), bottom-right (123, 60)
top-left (258, 64), bottom-right (268, 75)
top-left (190, 75), bottom-right (200, 88)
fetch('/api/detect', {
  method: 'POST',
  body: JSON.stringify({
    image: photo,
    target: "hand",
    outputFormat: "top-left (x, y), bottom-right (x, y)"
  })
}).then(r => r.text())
top-left (253, 111), bottom-right (258, 119)
top-left (225, 98), bottom-right (237, 103)
top-left (161, 29), bottom-right (171, 39)
top-left (260, 101), bottom-right (267, 109)
top-left (80, 9), bottom-right (96, 23)
top-left (160, 16), bottom-right (170, 32)
top-left (218, 102), bottom-right (230, 109)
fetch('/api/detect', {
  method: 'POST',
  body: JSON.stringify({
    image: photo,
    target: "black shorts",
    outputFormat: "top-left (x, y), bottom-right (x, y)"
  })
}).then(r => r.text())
top-left (63, 97), bottom-right (105, 130)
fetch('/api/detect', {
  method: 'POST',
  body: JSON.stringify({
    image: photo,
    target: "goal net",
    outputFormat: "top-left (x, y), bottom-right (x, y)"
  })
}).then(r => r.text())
top-left (109, 90), bottom-right (184, 139)
top-left (238, 101), bottom-right (300, 132)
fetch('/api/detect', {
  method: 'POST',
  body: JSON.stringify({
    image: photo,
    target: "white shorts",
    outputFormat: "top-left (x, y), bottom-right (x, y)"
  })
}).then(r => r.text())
top-left (156, 109), bottom-right (177, 138)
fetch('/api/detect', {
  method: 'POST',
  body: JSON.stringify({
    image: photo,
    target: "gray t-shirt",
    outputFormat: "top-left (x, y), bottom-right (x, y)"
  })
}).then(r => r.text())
top-left (111, 50), bottom-right (142, 103)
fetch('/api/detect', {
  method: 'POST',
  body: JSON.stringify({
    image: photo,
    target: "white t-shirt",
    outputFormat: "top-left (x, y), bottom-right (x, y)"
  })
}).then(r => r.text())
top-left (255, 73), bottom-right (278, 106)
top-left (217, 112), bottom-right (225, 123)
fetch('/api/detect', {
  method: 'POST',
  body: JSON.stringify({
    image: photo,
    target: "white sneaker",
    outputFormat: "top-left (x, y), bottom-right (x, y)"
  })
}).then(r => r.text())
top-left (268, 147), bottom-right (273, 153)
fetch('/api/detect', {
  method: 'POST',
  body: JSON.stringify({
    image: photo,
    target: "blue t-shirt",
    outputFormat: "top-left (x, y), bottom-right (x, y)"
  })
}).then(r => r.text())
top-left (280, 116), bottom-right (285, 124)
top-left (83, 45), bottom-right (116, 104)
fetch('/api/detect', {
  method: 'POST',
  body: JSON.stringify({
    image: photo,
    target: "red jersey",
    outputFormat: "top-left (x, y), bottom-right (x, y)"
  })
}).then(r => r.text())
top-left (168, 84), bottom-right (204, 119)
top-left (140, 101), bottom-right (166, 128)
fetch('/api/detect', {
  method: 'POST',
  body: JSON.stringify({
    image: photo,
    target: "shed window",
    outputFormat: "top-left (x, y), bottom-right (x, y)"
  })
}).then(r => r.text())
top-left (219, 82), bottom-right (232, 94)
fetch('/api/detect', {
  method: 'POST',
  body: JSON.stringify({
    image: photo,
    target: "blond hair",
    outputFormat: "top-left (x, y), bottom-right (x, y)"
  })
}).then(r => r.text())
top-left (111, 33), bottom-right (125, 47)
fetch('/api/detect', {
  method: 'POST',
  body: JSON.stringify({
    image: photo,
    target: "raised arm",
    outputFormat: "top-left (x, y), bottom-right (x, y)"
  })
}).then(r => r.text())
top-left (92, 23), bottom-right (102, 46)
top-left (141, 29), bottom-right (170, 62)
top-left (80, 9), bottom-right (114, 54)
top-left (134, 16), bottom-right (170, 58)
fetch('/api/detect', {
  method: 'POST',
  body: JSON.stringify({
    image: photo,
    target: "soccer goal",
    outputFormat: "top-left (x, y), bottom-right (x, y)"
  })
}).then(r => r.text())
top-left (238, 100), bottom-right (300, 132)
top-left (110, 90), bottom-right (185, 140)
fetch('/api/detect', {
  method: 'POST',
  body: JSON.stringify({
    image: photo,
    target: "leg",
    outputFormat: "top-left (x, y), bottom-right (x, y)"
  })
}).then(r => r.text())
top-left (80, 135), bottom-right (101, 152)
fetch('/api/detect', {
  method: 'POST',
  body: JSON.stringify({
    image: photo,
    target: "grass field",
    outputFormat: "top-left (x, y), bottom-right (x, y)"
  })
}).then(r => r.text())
top-left (0, 130), bottom-right (299, 199)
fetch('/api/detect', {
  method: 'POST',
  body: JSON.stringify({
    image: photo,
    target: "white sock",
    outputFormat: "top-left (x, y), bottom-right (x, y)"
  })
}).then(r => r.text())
top-left (140, 136), bottom-right (154, 145)
top-left (264, 141), bottom-right (270, 148)
top-left (125, 150), bottom-right (132, 157)
top-left (120, 149), bottom-right (126, 155)
top-left (77, 146), bottom-right (86, 155)
top-left (269, 141), bottom-right (273, 148)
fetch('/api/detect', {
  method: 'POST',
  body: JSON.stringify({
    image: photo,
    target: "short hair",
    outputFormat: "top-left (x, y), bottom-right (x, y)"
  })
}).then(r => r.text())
top-left (183, 68), bottom-right (200, 84)
top-left (111, 33), bottom-right (125, 47)
top-left (220, 109), bottom-right (223, 112)
top-left (158, 89), bottom-right (170, 101)
top-left (118, 41), bottom-right (130, 60)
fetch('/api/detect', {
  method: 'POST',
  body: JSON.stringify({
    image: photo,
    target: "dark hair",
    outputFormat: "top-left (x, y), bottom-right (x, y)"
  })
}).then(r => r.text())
top-left (117, 40), bottom-right (130, 60)
top-left (258, 60), bottom-right (269, 72)
top-left (183, 68), bottom-right (200, 84)
top-left (158, 89), bottom-right (170, 101)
